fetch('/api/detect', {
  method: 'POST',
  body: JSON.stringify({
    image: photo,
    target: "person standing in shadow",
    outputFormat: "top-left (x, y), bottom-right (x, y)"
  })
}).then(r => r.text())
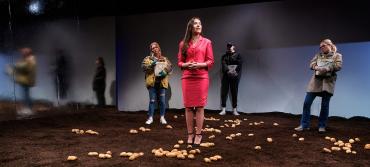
top-left (93, 57), bottom-right (106, 107)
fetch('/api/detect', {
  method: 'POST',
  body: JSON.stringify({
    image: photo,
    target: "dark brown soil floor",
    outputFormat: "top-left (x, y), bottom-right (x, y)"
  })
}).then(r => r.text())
top-left (0, 108), bottom-right (369, 167)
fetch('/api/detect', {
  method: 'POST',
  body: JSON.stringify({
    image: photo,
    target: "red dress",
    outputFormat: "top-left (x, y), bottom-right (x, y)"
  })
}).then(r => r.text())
top-left (177, 36), bottom-right (214, 107)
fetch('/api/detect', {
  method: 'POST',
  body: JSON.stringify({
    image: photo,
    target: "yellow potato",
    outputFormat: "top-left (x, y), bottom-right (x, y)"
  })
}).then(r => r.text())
top-left (177, 154), bottom-right (185, 159)
top-left (139, 152), bottom-right (144, 156)
top-left (210, 156), bottom-right (218, 161)
top-left (129, 129), bottom-right (138, 134)
top-left (71, 129), bottom-right (79, 133)
top-left (346, 149), bottom-right (352, 154)
top-left (79, 130), bottom-right (84, 134)
top-left (236, 133), bottom-right (242, 136)
top-left (220, 126), bottom-right (225, 128)
top-left (231, 124), bottom-right (236, 128)
top-left (249, 123), bottom-right (253, 126)
top-left (342, 147), bottom-right (350, 151)
top-left (334, 142), bottom-right (339, 146)
top-left (365, 144), bottom-right (370, 149)
top-left (352, 151), bottom-right (357, 154)
top-left (129, 154), bottom-right (139, 160)
top-left (126, 152), bottom-right (133, 156)
top-left (226, 136), bottom-right (233, 140)
top-left (187, 145), bottom-right (192, 148)
top-left (204, 158), bottom-right (211, 163)
top-left (106, 151), bottom-right (112, 155)
top-left (174, 144), bottom-right (180, 148)
top-left (345, 143), bottom-right (352, 148)
top-left (174, 115), bottom-right (178, 119)
top-left (178, 140), bottom-right (184, 144)
top-left (298, 137), bottom-right (304, 141)
top-left (215, 129), bottom-right (222, 133)
top-left (330, 138), bottom-right (336, 142)
top-left (325, 136), bottom-right (331, 140)
top-left (230, 134), bottom-right (236, 138)
top-left (248, 133), bottom-right (254, 137)
top-left (292, 134), bottom-right (298, 137)
top-left (331, 147), bottom-right (341, 151)
top-left (188, 154), bottom-right (195, 159)
top-left (98, 154), bottom-right (105, 159)
top-left (166, 125), bottom-right (173, 129)
top-left (120, 152), bottom-right (128, 156)
top-left (214, 155), bottom-right (222, 160)
top-left (195, 149), bottom-right (201, 153)
top-left (267, 138), bottom-right (273, 142)
top-left (254, 146), bottom-right (261, 150)
top-left (155, 151), bottom-right (163, 157)
top-left (349, 139), bottom-right (355, 144)
top-left (105, 154), bottom-right (112, 159)
top-left (166, 152), bottom-right (177, 158)
top-left (88, 152), bottom-right (98, 156)
top-left (67, 156), bottom-right (77, 161)
top-left (225, 124), bottom-right (229, 127)
top-left (243, 118), bottom-right (248, 121)
top-left (355, 138), bottom-right (360, 142)
top-left (338, 143), bottom-right (344, 147)
top-left (273, 123), bottom-right (279, 126)
top-left (209, 135), bottom-right (215, 139)
top-left (171, 149), bottom-right (178, 152)
top-left (323, 148), bottom-right (331, 153)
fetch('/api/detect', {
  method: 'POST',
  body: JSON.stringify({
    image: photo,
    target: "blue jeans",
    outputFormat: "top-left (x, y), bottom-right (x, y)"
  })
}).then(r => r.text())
top-left (148, 84), bottom-right (166, 117)
top-left (300, 92), bottom-right (332, 128)
top-left (22, 86), bottom-right (32, 108)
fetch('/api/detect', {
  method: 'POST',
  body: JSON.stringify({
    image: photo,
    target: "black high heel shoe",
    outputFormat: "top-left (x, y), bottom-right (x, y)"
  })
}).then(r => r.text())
top-left (193, 133), bottom-right (202, 147)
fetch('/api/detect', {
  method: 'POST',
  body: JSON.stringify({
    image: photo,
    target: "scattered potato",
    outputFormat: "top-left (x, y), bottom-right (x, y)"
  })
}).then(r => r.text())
top-left (330, 138), bottom-right (336, 142)
top-left (292, 134), bottom-right (298, 137)
top-left (174, 144), bottom-right (180, 148)
top-left (236, 133), bottom-right (242, 136)
top-left (365, 144), bottom-right (370, 149)
top-left (178, 140), bottom-right (184, 144)
top-left (187, 145), bottom-right (192, 148)
top-left (79, 130), bottom-right (84, 134)
top-left (273, 123), bottom-right (279, 126)
top-left (200, 142), bottom-right (215, 148)
top-left (195, 149), bottom-right (201, 154)
top-left (166, 152), bottom-right (177, 158)
top-left (71, 129), bottom-right (79, 133)
top-left (174, 115), bottom-right (178, 119)
top-left (243, 118), bottom-right (248, 121)
top-left (342, 147), bottom-right (350, 151)
top-left (249, 123), bottom-right (253, 126)
top-left (214, 155), bottom-right (222, 160)
top-left (299, 137), bottom-right (304, 141)
top-left (188, 154), bottom-right (195, 159)
top-left (88, 152), bottom-right (98, 156)
top-left (255, 146), bottom-right (261, 150)
top-left (267, 138), bottom-right (273, 143)
top-left (325, 136), bottom-right (331, 140)
top-left (166, 125), bottom-right (173, 129)
top-left (345, 150), bottom-right (352, 154)
top-left (226, 136), bottom-right (232, 140)
top-left (209, 135), bottom-right (215, 139)
top-left (204, 158), bottom-right (211, 163)
top-left (355, 138), bottom-right (360, 142)
top-left (67, 156), bottom-right (77, 161)
top-left (352, 151), bottom-right (357, 154)
top-left (349, 139), bottom-right (355, 144)
top-left (323, 148), bottom-right (331, 153)
top-left (177, 154), bottom-right (185, 159)
top-left (129, 129), bottom-right (138, 134)
top-left (214, 129), bottom-right (222, 133)
top-left (248, 133), bottom-right (254, 137)
top-left (331, 147), bottom-right (341, 151)
top-left (189, 150), bottom-right (196, 154)
top-left (106, 151), bottom-right (112, 155)
top-left (230, 134), bottom-right (236, 138)
top-left (210, 157), bottom-right (218, 161)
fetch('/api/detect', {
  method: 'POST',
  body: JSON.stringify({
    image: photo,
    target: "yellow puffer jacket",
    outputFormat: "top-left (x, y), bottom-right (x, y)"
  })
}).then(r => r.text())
top-left (142, 55), bottom-right (172, 88)
top-left (11, 55), bottom-right (37, 87)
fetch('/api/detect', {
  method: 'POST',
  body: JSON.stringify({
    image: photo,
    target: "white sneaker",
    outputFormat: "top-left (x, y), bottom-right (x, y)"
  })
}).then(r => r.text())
top-left (145, 117), bottom-right (153, 125)
top-left (219, 107), bottom-right (226, 115)
top-left (160, 116), bottom-right (167, 124)
top-left (294, 125), bottom-right (310, 131)
top-left (318, 127), bottom-right (326, 133)
top-left (232, 108), bottom-right (240, 116)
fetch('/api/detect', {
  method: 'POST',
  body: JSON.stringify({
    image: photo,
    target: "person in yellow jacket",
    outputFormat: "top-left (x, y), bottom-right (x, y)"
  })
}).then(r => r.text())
top-left (142, 42), bottom-right (172, 125)
top-left (6, 47), bottom-right (37, 117)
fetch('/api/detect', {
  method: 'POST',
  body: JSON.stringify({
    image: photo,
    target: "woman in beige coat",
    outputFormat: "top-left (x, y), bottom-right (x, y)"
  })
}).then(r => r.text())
top-left (295, 39), bottom-right (343, 133)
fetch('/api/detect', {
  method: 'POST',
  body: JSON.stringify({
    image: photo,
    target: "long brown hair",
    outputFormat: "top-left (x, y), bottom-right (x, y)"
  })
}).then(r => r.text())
top-left (181, 17), bottom-right (201, 59)
top-left (149, 42), bottom-right (162, 58)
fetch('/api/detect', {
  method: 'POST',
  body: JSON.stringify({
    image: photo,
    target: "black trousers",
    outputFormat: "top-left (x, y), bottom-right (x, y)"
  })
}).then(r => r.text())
top-left (95, 89), bottom-right (106, 106)
top-left (221, 76), bottom-right (240, 108)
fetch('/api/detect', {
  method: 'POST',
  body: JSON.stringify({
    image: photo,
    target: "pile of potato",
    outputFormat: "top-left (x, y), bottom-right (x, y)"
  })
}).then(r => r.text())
top-left (71, 129), bottom-right (99, 135)
top-left (98, 151), bottom-right (113, 159)
top-left (226, 133), bottom-right (242, 140)
top-left (323, 136), bottom-right (360, 154)
top-left (120, 152), bottom-right (144, 160)
top-left (200, 142), bottom-right (215, 148)
top-left (152, 148), bottom-right (200, 160)
top-left (203, 155), bottom-right (222, 163)
top-left (203, 128), bottom-right (221, 133)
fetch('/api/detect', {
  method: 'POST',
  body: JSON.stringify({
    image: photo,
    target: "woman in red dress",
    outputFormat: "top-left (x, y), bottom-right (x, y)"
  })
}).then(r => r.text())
top-left (177, 17), bottom-right (214, 145)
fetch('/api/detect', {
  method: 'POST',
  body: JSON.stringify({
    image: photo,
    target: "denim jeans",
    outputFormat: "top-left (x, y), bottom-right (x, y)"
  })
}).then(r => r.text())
top-left (300, 92), bottom-right (332, 128)
top-left (148, 83), bottom-right (166, 117)
top-left (22, 86), bottom-right (32, 108)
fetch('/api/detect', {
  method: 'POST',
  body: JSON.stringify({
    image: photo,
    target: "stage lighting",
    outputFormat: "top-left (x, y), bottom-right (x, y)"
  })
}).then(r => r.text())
top-left (28, 0), bottom-right (43, 15)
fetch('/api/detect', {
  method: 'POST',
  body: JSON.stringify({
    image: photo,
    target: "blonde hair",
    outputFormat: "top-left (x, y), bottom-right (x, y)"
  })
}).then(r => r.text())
top-left (149, 42), bottom-right (162, 57)
top-left (320, 39), bottom-right (337, 53)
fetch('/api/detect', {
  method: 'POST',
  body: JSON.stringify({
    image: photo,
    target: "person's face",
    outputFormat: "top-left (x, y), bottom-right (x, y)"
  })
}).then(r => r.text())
top-left (151, 44), bottom-right (160, 55)
top-left (95, 59), bottom-right (100, 65)
top-left (320, 43), bottom-right (331, 54)
top-left (192, 19), bottom-right (202, 35)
